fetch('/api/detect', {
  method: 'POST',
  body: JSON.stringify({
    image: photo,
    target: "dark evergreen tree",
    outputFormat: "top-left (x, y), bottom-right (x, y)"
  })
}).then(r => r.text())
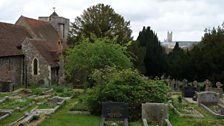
top-left (190, 24), bottom-right (224, 83)
top-left (136, 26), bottom-right (167, 77)
top-left (168, 42), bottom-right (188, 80)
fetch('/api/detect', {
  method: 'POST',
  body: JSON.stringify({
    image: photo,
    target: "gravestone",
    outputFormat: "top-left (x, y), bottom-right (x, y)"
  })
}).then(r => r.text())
top-left (182, 79), bottom-right (188, 87)
top-left (142, 103), bottom-right (168, 126)
top-left (197, 91), bottom-right (219, 105)
top-left (171, 79), bottom-right (176, 90)
top-left (100, 102), bottom-right (128, 126)
top-left (193, 80), bottom-right (198, 89)
top-left (216, 82), bottom-right (223, 97)
top-left (204, 79), bottom-right (211, 91)
top-left (182, 86), bottom-right (197, 98)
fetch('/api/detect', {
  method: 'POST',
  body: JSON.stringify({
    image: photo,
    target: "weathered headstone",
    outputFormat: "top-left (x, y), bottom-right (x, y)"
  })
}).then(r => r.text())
top-left (142, 103), bottom-right (168, 126)
top-left (216, 82), bottom-right (223, 97)
top-left (100, 102), bottom-right (128, 126)
top-left (197, 91), bottom-right (219, 105)
top-left (171, 79), bottom-right (176, 90)
top-left (204, 79), bottom-right (211, 91)
top-left (182, 79), bottom-right (188, 87)
top-left (193, 80), bottom-right (198, 88)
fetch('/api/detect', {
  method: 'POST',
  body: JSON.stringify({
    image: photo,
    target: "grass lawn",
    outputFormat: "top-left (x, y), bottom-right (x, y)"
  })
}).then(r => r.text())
top-left (39, 98), bottom-right (142, 126)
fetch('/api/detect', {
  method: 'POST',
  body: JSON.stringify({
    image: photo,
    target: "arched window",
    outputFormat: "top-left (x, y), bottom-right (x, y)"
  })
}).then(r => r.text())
top-left (33, 58), bottom-right (38, 75)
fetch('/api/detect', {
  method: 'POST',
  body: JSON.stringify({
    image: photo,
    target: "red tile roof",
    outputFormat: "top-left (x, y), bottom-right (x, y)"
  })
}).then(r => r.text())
top-left (0, 16), bottom-right (62, 67)
top-left (0, 22), bottom-right (31, 57)
top-left (16, 16), bottom-right (60, 49)
top-left (30, 39), bottom-right (59, 67)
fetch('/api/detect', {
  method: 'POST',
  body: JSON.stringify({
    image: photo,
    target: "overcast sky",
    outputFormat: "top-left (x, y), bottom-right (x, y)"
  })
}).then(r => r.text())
top-left (0, 0), bottom-right (224, 41)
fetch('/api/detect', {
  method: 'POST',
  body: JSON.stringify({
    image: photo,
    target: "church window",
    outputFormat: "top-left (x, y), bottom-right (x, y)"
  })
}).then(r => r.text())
top-left (33, 58), bottom-right (38, 75)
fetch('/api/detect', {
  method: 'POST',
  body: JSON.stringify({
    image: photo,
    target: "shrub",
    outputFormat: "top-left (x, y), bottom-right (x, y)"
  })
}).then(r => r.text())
top-left (86, 67), bottom-right (169, 121)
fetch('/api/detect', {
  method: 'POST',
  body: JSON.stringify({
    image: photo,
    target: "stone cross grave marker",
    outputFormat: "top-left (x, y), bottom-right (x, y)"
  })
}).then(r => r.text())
top-left (100, 102), bottom-right (128, 126)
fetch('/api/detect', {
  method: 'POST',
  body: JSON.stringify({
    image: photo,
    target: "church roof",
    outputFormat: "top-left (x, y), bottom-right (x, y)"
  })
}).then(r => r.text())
top-left (0, 16), bottom-right (62, 67)
top-left (50, 11), bottom-right (58, 17)
top-left (16, 16), bottom-right (60, 49)
top-left (0, 22), bottom-right (32, 57)
top-left (30, 39), bottom-right (59, 67)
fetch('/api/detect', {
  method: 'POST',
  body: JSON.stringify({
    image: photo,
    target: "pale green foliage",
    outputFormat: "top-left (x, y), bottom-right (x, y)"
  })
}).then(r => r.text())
top-left (65, 37), bottom-right (132, 84)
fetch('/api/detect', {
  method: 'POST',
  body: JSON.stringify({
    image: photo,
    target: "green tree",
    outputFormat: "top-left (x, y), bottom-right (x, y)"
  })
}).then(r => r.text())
top-left (168, 42), bottom-right (189, 80)
top-left (190, 24), bottom-right (224, 83)
top-left (136, 26), bottom-right (167, 77)
top-left (127, 40), bottom-right (146, 74)
top-left (69, 3), bottom-right (132, 46)
top-left (65, 37), bottom-right (132, 86)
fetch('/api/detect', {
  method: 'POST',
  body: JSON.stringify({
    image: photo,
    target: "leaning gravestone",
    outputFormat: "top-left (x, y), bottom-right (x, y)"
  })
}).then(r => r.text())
top-left (142, 103), bottom-right (168, 126)
top-left (100, 102), bottom-right (128, 126)
top-left (197, 91), bottom-right (219, 105)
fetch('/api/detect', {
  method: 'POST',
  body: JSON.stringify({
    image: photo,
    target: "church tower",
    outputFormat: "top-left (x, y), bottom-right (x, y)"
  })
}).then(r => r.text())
top-left (38, 9), bottom-right (70, 43)
top-left (167, 31), bottom-right (173, 42)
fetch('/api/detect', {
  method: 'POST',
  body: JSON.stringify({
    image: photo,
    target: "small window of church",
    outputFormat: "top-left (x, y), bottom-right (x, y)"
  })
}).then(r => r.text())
top-left (33, 58), bottom-right (38, 75)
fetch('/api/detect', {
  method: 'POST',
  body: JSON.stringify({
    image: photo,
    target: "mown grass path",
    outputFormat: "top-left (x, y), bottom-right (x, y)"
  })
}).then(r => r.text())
top-left (38, 98), bottom-right (141, 126)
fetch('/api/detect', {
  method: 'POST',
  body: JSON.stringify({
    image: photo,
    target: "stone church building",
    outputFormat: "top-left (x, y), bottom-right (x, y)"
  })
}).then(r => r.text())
top-left (0, 11), bottom-right (69, 87)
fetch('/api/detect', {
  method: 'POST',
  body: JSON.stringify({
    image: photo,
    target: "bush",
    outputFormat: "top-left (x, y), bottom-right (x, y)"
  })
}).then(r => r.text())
top-left (86, 67), bottom-right (169, 121)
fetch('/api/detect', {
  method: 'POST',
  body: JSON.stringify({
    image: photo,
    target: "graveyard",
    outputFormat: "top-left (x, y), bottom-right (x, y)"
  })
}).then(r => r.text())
top-left (0, 79), bottom-right (224, 126)
top-left (1, 1), bottom-right (224, 126)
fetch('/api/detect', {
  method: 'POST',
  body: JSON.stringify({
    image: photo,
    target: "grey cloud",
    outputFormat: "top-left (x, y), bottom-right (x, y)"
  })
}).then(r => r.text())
top-left (0, 0), bottom-right (223, 41)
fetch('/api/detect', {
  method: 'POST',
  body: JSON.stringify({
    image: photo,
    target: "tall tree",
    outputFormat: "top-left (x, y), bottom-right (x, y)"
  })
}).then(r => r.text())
top-left (168, 42), bottom-right (188, 80)
top-left (69, 3), bottom-right (132, 46)
top-left (136, 26), bottom-right (167, 77)
top-left (190, 24), bottom-right (224, 83)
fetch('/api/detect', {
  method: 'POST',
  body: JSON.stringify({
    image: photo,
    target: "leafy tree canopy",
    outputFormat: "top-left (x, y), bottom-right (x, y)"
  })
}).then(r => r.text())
top-left (65, 37), bottom-right (132, 85)
top-left (69, 3), bottom-right (132, 46)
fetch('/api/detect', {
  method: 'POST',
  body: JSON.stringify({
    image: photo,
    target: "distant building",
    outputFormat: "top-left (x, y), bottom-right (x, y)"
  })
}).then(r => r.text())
top-left (0, 11), bottom-right (69, 86)
top-left (161, 31), bottom-right (200, 51)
